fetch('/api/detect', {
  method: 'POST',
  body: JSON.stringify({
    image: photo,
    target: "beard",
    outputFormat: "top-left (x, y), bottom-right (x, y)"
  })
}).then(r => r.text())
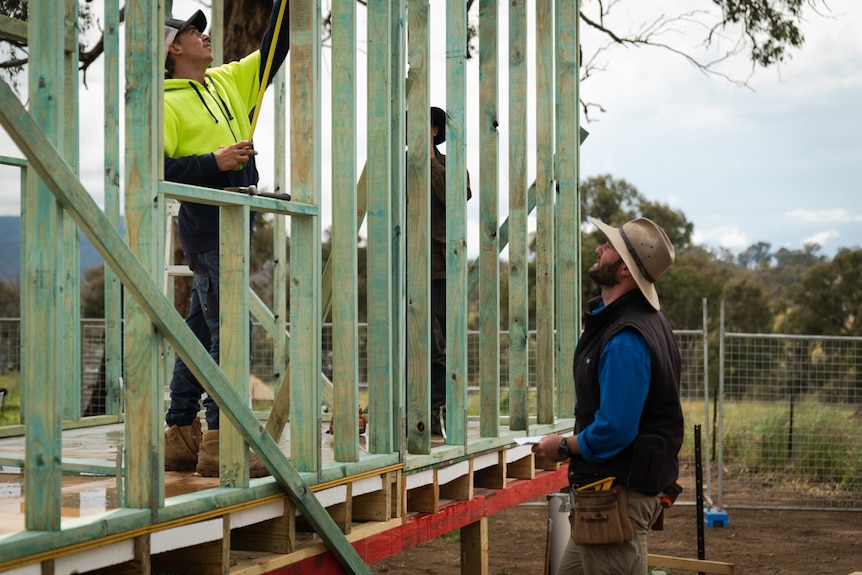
top-left (588, 257), bottom-right (623, 287)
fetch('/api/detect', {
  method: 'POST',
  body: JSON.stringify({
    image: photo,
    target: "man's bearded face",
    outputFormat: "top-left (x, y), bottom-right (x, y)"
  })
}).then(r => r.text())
top-left (588, 254), bottom-right (624, 287)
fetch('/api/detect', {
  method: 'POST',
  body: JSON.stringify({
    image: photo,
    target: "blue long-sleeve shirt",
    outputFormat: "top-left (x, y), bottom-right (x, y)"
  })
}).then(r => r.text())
top-left (576, 303), bottom-right (652, 462)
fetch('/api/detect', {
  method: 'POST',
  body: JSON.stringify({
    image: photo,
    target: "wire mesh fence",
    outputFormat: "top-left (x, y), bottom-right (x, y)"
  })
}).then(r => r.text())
top-left (0, 318), bottom-right (19, 374)
top-left (719, 333), bottom-right (862, 510)
top-left (673, 329), bottom-right (710, 507)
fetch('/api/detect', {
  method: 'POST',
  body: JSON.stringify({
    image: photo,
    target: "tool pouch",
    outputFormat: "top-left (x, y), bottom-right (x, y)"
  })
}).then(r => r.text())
top-left (569, 485), bottom-right (634, 545)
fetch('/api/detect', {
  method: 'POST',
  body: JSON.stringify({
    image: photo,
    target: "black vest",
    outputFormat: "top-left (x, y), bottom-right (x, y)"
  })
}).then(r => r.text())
top-left (569, 290), bottom-right (684, 495)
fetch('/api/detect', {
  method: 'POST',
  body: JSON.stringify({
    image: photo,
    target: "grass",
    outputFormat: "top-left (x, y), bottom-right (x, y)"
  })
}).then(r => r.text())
top-left (0, 372), bottom-right (21, 426)
top-left (706, 396), bottom-right (862, 491)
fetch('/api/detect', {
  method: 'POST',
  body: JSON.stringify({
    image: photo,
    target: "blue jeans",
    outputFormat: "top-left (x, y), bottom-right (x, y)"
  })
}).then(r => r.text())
top-left (166, 250), bottom-right (222, 430)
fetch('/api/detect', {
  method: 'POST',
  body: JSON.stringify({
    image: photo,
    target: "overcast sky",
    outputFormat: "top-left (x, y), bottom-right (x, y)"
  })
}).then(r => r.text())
top-left (578, 1), bottom-right (862, 258)
top-left (1, 0), bottom-right (859, 259)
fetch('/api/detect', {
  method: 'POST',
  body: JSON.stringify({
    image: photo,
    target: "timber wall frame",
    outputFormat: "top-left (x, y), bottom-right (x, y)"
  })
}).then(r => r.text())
top-left (0, 0), bottom-right (582, 572)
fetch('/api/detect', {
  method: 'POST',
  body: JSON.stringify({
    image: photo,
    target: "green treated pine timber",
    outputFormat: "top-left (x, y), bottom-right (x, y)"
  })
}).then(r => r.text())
top-left (161, 181), bottom-right (317, 216)
top-left (0, 13), bottom-right (27, 42)
top-left (535, 0), bottom-right (555, 425)
top-left (0, 80), bottom-right (373, 575)
top-left (23, 0), bottom-right (64, 532)
top-left (249, 282), bottom-right (294, 341)
top-left (0, 154), bottom-right (27, 168)
top-left (123, 0), bottom-right (164, 511)
top-left (465, 120), bottom-right (589, 299)
top-left (367, 0), bottom-right (394, 455)
top-left (252, 193), bottom-right (358, 437)
top-left (103, 0), bottom-right (123, 416)
top-left (320, 165), bottom-right (367, 326)
top-left (272, 65), bottom-right (288, 419)
top-left (162, 7), bottom-right (189, 414)
top-left (314, 104), bottom-right (399, 441)
top-left (446, 0), bottom-right (469, 447)
top-left (0, 453), bottom-right (401, 569)
top-left (507, 0), bottom-right (529, 431)
top-left (289, 0), bottom-right (323, 475)
top-left (0, 13), bottom-right (77, 51)
top-left (555, 0), bottom-right (581, 415)
top-left (406, 0), bottom-right (432, 455)
top-left (388, 0), bottom-right (406, 448)
top-left (253, 264), bottom-right (337, 444)
top-left (211, 0), bottom-right (224, 66)
top-left (62, 0), bottom-right (82, 422)
top-left (207, 3), bottom-right (234, 484)
top-left (331, 0), bottom-right (360, 462)
top-left (0, 454), bottom-right (115, 476)
top-left (220, 205), bottom-right (252, 487)
top-left (478, 0), bottom-right (500, 439)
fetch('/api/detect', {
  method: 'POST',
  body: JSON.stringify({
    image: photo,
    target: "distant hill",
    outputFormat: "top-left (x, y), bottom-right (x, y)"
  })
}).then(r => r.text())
top-left (0, 216), bottom-right (120, 282)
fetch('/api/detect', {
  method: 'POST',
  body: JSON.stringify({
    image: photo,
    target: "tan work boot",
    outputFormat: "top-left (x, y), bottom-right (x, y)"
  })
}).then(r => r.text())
top-left (196, 430), bottom-right (271, 478)
top-left (165, 418), bottom-right (202, 472)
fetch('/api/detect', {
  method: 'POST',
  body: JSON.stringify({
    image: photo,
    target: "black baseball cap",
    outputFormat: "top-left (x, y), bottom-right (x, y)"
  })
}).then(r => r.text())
top-left (164, 9), bottom-right (207, 51)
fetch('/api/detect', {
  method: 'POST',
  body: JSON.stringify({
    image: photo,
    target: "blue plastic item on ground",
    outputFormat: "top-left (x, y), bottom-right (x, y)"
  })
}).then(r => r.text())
top-left (705, 507), bottom-right (730, 528)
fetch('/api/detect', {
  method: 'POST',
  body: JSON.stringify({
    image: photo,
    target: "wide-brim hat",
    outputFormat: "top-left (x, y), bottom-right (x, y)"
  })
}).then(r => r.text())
top-left (165, 9), bottom-right (207, 51)
top-left (430, 106), bottom-right (446, 145)
top-left (590, 216), bottom-right (675, 310)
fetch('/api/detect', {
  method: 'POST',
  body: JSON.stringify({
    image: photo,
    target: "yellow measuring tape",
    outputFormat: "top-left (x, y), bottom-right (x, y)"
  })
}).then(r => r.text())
top-left (248, 0), bottom-right (289, 141)
top-left (577, 476), bottom-right (615, 491)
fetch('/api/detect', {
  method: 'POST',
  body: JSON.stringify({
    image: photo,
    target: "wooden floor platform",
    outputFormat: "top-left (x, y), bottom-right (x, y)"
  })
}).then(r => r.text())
top-left (0, 423), bottom-right (570, 574)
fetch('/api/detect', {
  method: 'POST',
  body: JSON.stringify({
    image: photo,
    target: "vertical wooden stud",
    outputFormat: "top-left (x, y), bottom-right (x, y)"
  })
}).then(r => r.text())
top-left (23, 0), bottom-right (64, 532)
top-left (508, 0), bottom-right (529, 430)
top-left (406, 0), bottom-right (432, 455)
top-left (220, 205), bottom-right (251, 486)
top-left (367, 0), bottom-right (395, 455)
top-left (388, 0), bottom-right (407, 452)
top-left (445, 0), bottom-right (469, 446)
top-left (103, 0), bottom-right (123, 416)
top-left (289, 0), bottom-right (322, 473)
top-left (535, 0), bottom-right (555, 424)
top-left (123, 0), bottom-right (164, 509)
top-left (478, 0), bottom-right (501, 439)
top-left (332, 0), bottom-right (359, 462)
top-left (555, 0), bottom-right (582, 415)
top-left (62, 0), bottom-right (81, 421)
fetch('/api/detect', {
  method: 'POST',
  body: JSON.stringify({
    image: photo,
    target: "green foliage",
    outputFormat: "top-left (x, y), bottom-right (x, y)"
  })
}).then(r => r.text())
top-left (736, 241), bottom-right (774, 269)
top-left (580, 174), bottom-right (642, 226)
top-left (0, 0), bottom-right (96, 92)
top-left (781, 250), bottom-right (862, 336)
top-left (713, 0), bottom-right (806, 67)
top-left (722, 275), bottom-right (774, 333)
top-left (0, 279), bottom-right (19, 317)
top-left (0, 372), bottom-right (21, 425)
top-left (661, 247), bottom-right (733, 330)
top-left (80, 265), bottom-right (105, 319)
top-left (637, 199), bottom-right (694, 250)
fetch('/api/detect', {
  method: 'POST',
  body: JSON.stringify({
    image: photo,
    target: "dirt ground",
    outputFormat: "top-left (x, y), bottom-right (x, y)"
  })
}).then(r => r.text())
top-left (370, 501), bottom-right (861, 575)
